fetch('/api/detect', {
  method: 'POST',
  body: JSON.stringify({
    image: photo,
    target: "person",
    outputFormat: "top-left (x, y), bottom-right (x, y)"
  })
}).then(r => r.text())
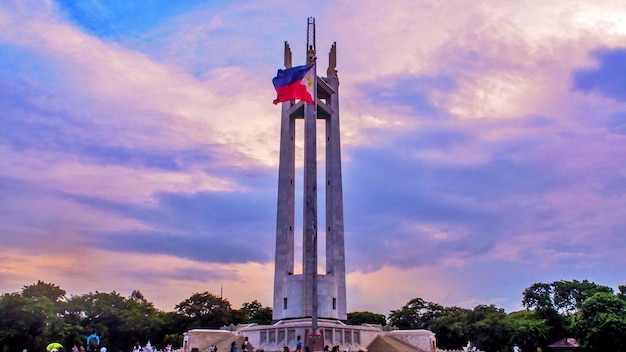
top-left (72, 345), bottom-right (79, 352)
top-left (87, 330), bottom-right (100, 352)
top-left (283, 347), bottom-right (289, 352)
top-left (241, 337), bottom-right (249, 352)
top-left (513, 345), bottom-right (521, 352)
top-left (47, 343), bottom-right (64, 352)
top-left (323, 346), bottom-right (329, 352)
top-left (295, 336), bottom-right (303, 352)
top-left (133, 343), bottom-right (142, 352)
top-left (230, 341), bottom-right (237, 352)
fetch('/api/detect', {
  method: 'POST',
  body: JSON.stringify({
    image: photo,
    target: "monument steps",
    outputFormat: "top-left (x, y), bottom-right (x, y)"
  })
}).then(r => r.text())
top-left (214, 335), bottom-right (247, 352)
top-left (188, 331), bottom-right (246, 352)
top-left (366, 335), bottom-right (426, 352)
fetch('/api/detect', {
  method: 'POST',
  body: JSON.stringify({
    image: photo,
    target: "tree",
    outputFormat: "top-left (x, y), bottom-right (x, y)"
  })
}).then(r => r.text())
top-left (532, 305), bottom-right (568, 346)
top-left (347, 311), bottom-right (386, 326)
top-left (571, 291), bottom-right (626, 352)
top-left (121, 290), bottom-right (165, 349)
top-left (388, 297), bottom-right (443, 329)
top-left (22, 280), bottom-right (67, 302)
top-left (239, 300), bottom-right (272, 324)
top-left (175, 291), bottom-right (232, 329)
top-left (618, 284), bottom-right (626, 298)
top-left (1, 282), bottom-right (193, 352)
top-left (552, 280), bottom-right (613, 315)
top-left (0, 293), bottom-right (64, 352)
top-left (428, 306), bottom-right (471, 349)
top-left (468, 304), bottom-right (509, 352)
top-left (522, 282), bottom-right (553, 310)
top-left (251, 307), bottom-right (272, 325)
top-left (522, 280), bottom-right (613, 314)
top-left (505, 310), bottom-right (550, 352)
top-left (240, 300), bottom-right (263, 321)
top-left (64, 290), bottom-right (167, 352)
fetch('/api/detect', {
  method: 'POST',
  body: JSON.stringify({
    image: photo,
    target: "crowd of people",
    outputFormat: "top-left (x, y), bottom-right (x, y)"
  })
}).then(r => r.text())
top-left (46, 330), bottom-right (172, 352)
top-left (46, 329), bottom-right (104, 352)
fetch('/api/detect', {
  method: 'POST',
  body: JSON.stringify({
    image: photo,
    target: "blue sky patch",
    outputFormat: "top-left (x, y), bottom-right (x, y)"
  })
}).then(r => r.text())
top-left (573, 48), bottom-right (626, 101)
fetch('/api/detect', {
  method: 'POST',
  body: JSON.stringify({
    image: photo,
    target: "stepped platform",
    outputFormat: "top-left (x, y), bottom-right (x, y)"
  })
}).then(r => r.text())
top-left (184, 322), bottom-right (435, 352)
top-left (366, 334), bottom-right (428, 352)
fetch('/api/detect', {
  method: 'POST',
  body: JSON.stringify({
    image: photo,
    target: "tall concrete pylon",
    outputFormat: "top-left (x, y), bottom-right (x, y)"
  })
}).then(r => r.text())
top-left (272, 17), bottom-right (346, 328)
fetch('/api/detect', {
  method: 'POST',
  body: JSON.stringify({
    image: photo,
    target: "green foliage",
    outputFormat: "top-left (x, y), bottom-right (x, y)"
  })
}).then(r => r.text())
top-left (522, 279), bottom-right (613, 314)
top-left (505, 310), bottom-right (550, 352)
top-left (389, 280), bottom-right (624, 352)
top-left (532, 306), bottom-right (568, 345)
top-left (0, 283), bottom-right (217, 352)
top-left (239, 300), bottom-right (273, 325)
top-left (0, 293), bottom-right (60, 352)
top-left (522, 282), bottom-right (553, 310)
top-left (467, 305), bottom-right (509, 352)
top-left (571, 292), bottom-right (626, 352)
top-left (618, 284), bottom-right (626, 298)
top-left (347, 311), bottom-right (386, 326)
top-left (553, 280), bottom-right (613, 314)
top-left (520, 280), bottom-right (625, 351)
top-left (3, 290), bottom-right (74, 352)
top-left (63, 290), bottom-right (166, 352)
top-left (174, 291), bottom-right (232, 329)
top-left (3, 279), bottom-right (626, 352)
top-left (388, 297), bottom-right (443, 329)
top-left (22, 280), bottom-right (67, 302)
top-left (428, 306), bottom-right (471, 349)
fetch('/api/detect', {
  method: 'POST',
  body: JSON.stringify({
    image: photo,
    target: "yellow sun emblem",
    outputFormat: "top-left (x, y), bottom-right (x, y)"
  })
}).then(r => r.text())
top-left (305, 74), bottom-right (313, 88)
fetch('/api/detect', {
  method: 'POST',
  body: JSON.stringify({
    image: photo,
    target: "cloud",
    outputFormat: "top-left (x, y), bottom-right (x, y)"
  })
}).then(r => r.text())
top-left (65, 189), bottom-right (276, 264)
top-left (2, 0), bottom-right (626, 315)
top-left (360, 73), bottom-right (456, 117)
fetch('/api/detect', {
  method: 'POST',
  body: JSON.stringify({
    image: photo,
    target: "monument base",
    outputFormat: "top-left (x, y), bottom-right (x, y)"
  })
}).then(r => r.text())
top-left (183, 321), bottom-right (436, 352)
top-left (241, 318), bottom-right (382, 352)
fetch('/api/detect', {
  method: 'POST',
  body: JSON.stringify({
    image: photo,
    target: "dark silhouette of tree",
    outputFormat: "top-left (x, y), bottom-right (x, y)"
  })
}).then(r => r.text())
top-left (174, 291), bottom-right (231, 329)
top-left (347, 311), bottom-right (386, 326)
top-left (239, 301), bottom-right (272, 325)
top-left (388, 297), bottom-right (443, 329)
top-left (467, 304), bottom-right (510, 352)
top-left (22, 280), bottom-right (67, 302)
top-left (522, 280), bottom-right (613, 314)
top-left (428, 306), bottom-right (471, 349)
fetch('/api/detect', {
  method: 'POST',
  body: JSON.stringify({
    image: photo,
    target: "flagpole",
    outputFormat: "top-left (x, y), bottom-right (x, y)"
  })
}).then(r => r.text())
top-left (305, 16), bottom-right (318, 334)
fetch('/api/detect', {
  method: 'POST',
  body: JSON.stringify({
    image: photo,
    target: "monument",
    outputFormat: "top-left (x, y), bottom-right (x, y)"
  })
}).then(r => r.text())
top-left (182, 18), bottom-right (436, 352)
top-left (272, 16), bottom-right (347, 325)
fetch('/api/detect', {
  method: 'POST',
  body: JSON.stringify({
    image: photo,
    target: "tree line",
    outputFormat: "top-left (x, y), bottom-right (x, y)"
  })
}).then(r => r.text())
top-left (1, 279), bottom-right (625, 352)
top-left (0, 281), bottom-right (271, 352)
top-left (386, 279), bottom-right (626, 352)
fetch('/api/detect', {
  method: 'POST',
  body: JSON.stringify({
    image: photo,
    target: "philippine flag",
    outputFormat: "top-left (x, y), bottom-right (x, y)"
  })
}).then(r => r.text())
top-left (272, 64), bottom-right (315, 105)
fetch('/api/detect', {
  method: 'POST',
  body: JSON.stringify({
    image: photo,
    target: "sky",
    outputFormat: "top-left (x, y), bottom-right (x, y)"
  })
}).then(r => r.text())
top-left (1, 0), bottom-right (626, 317)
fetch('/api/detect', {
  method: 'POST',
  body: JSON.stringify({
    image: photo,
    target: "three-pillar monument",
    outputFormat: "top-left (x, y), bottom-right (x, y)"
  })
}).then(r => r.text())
top-left (183, 18), bottom-right (437, 352)
top-left (272, 17), bottom-right (347, 326)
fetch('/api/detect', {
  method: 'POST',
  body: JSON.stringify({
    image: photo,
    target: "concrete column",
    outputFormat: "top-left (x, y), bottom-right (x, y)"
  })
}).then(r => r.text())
top-left (325, 72), bottom-right (347, 320)
top-left (273, 101), bottom-right (296, 321)
top-left (302, 73), bottom-right (317, 319)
